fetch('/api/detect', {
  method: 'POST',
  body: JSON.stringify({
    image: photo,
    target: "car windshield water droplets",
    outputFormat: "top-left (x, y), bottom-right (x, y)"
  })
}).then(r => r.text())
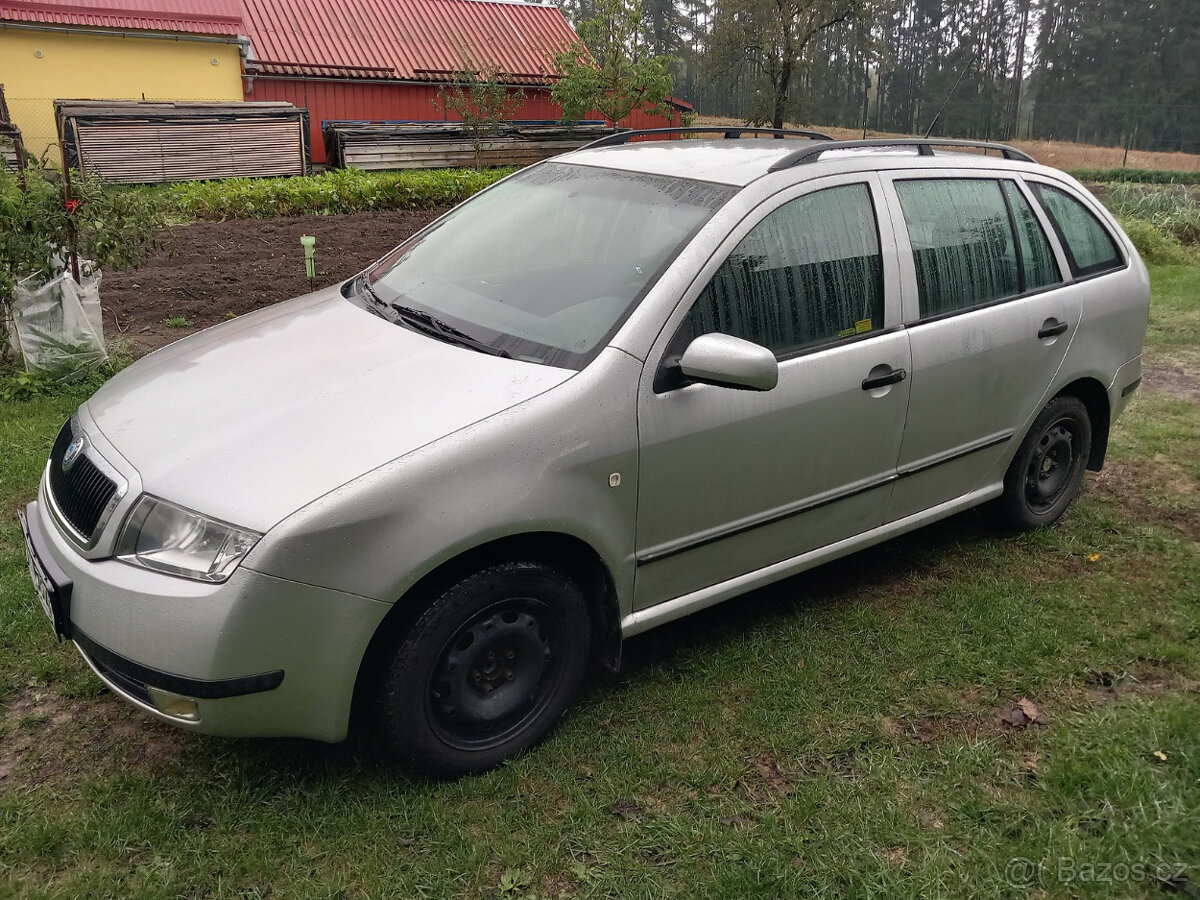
top-left (363, 163), bottom-right (735, 369)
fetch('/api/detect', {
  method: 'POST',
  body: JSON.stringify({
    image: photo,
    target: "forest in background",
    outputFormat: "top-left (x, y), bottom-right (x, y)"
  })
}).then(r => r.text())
top-left (555, 0), bottom-right (1200, 155)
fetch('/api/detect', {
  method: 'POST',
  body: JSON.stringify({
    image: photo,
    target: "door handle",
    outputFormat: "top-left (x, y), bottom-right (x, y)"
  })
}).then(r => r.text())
top-left (1038, 319), bottom-right (1069, 339)
top-left (861, 367), bottom-right (907, 391)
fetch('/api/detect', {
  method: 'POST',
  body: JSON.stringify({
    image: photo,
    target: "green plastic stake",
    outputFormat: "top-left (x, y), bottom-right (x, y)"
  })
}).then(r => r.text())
top-left (300, 234), bottom-right (316, 284)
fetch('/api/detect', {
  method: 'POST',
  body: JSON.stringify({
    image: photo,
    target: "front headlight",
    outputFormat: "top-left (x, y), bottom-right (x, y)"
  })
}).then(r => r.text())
top-left (115, 495), bottom-right (261, 583)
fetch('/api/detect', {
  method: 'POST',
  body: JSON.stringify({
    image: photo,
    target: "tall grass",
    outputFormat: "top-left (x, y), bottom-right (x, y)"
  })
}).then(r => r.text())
top-left (1103, 183), bottom-right (1200, 242)
top-left (1101, 183), bottom-right (1200, 264)
top-left (1072, 167), bottom-right (1200, 185)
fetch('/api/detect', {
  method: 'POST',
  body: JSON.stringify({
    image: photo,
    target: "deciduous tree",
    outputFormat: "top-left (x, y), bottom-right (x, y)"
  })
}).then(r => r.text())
top-left (434, 51), bottom-right (527, 168)
top-left (708, 0), bottom-right (866, 129)
top-left (551, 0), bottom-right (675, 127)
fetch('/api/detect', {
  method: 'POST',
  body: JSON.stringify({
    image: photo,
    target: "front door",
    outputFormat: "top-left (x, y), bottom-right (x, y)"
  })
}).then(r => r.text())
top-left (634, 176), bottom-right (911, 610)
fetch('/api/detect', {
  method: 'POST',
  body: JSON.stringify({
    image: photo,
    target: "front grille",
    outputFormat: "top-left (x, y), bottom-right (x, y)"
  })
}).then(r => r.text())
top-left (48, 419), bottom-right (118, 539)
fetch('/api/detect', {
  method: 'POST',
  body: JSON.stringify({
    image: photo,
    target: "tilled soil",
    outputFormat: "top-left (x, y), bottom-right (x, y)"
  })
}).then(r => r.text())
top-left (101, 209), bottom-right (446, 355)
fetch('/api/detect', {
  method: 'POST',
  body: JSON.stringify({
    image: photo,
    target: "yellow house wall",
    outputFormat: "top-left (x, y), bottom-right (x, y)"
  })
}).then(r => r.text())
top-left (0, 28), bottom-right (243, 161)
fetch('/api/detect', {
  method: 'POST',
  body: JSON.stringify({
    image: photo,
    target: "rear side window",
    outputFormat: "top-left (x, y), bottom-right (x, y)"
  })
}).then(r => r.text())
top-left (895, 179), bottom-right (1022, 318)
top-left (1002, 181), bottom-right (1061, 291)
top-left (1029, 183), bottom-right (1123, 277)
top-left (686, 183), bottom-right (884, 357)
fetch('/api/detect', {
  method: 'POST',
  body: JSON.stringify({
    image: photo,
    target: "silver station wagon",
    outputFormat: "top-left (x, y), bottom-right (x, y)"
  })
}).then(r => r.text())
top-left (21, 129), bottom-right (1149, 776)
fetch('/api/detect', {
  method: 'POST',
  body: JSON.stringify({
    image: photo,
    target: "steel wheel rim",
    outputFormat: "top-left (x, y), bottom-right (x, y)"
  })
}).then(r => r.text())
top-left (425, 598), bottom-right (562, 751)
top-left (1024, 417), bottom-right (1078, 513)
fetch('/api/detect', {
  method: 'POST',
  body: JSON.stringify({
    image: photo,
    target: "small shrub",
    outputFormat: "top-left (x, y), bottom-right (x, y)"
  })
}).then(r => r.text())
top-left (164, 315), bottom-right (191, 328)
top-left (0, 369), bottom-right (58, 402)
top-left (1116, 217), bottom-right (1193, 265)
top-left (146, 167), bottom-right (513, 221)
top-left (1, 166), bottom-right (162, 365)
top-left (0, 355), bottom-right (117, 401)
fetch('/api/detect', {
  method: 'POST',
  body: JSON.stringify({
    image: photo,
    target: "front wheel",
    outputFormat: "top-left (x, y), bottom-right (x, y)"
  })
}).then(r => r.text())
top-left (377, 561), bottom-right (592, 778)
top-left (989, 395), bottom-right (1092, 531)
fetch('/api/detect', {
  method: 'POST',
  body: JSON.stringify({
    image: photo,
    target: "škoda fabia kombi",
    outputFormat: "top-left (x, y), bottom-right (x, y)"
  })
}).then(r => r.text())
top-left (21, 131), bottom-right (1149, 776)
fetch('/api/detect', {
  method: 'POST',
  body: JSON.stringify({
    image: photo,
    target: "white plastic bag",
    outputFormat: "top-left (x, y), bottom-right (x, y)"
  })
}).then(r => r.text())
top-left (11, 269), bottom-right (108, 377)
top-left (77, 263), bottom-right (105, 348)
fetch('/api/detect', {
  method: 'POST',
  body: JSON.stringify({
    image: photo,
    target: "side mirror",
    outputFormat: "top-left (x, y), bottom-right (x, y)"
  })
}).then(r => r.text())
top-left (678, 333), bottom-right (779, 391)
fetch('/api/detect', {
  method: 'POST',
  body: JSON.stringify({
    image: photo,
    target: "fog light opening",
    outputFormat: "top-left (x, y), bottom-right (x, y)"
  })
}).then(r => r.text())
top-left (147, 687), bottom-right (200, 721)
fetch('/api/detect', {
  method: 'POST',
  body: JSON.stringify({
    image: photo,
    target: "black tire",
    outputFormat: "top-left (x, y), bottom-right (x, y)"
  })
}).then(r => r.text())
top-left (989, 395), bottom-right (1092, 531)
top-left (378, 561), bottom-right (591, 778)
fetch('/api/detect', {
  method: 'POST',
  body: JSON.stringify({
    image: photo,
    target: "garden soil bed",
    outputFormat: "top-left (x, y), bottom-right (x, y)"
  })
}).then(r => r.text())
top-left (101, 209), bottom-right (447, 356)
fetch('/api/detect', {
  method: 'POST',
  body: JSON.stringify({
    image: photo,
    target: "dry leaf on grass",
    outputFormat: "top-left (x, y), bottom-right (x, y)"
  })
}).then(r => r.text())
top-left (1000, 697), bottom-right (1046, 728)
top-left (1017, 698), bottom-right (1043, 722)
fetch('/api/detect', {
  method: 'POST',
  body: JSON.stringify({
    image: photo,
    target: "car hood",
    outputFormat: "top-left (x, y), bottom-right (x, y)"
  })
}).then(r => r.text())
top-left (85, 287), bottom-right (574, 531)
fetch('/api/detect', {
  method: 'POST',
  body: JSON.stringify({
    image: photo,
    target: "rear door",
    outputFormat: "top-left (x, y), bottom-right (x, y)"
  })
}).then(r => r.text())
top-left (880, 172), bottom-right (1078, 521)
top-left (634, 174), bottom-right (912, 610)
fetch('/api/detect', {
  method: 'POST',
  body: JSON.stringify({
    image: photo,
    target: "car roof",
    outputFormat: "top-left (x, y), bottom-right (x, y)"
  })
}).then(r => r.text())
top-left (558, 138), bottom-right (1039, 188)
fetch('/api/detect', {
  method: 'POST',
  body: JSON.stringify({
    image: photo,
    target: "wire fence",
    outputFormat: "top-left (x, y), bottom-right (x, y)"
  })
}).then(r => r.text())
top-left (3, 96), bottom-right (61, 165)
top-left (691, 92), bottom-right (1200, 161)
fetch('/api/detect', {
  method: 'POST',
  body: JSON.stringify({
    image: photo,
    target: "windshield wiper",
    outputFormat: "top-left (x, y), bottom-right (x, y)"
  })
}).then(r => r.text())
top-left (355, 275), bottom-right (509, 359)
top-left (355, 273), bottom-right (390, 315)
top-left (389, 303), bottom-right (511, 359)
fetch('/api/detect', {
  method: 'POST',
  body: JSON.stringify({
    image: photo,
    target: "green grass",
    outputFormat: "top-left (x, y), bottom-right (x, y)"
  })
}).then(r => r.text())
top-left (0, 270), bottom-right (1197, 898)
top-left (1144, 264), bottom-right (1200, 370)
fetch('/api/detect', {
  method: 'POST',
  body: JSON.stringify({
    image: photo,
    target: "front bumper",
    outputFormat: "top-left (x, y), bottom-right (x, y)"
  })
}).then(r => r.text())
top-left (25, 490), bottom-right (391, 743)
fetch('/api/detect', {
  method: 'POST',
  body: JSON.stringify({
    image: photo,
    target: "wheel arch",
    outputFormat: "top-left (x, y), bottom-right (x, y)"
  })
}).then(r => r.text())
top-left (350, 531), bottom-right (621, 731)
top-left (1054, 376), bottom-right (1110, 470)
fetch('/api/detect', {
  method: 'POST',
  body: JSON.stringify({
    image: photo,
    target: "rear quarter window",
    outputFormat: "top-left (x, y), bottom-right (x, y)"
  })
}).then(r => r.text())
top-left (1029, 183), bottom-right (1124, 277)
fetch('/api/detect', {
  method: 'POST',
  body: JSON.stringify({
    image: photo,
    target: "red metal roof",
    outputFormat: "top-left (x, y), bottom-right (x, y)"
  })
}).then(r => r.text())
top-left (241, 0), bottom-right (578, 84)
top-left (0, 0), bottom-right (242, 35)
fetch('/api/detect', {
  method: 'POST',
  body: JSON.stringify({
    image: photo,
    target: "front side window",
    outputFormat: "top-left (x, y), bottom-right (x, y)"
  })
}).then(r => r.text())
top-left (896, 178), bottom-right (1022, 318)
top-left (685, 183), bottom-right (884, 357)
top-left (1029, 183), bottom-right (1123, 277)
top-left (363, 163), bottom-right (735, 369)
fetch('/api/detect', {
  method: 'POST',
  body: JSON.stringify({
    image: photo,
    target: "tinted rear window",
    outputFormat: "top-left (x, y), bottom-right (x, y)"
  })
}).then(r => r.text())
top-left (1029, 183), bottom-right (1123, 277)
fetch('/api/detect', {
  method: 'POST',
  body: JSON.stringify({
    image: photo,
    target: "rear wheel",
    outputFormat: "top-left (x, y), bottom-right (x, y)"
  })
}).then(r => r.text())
top-left (378, 561), bottom-right (591, 778)
top-left (989, 395), bottom-right (1092, 531)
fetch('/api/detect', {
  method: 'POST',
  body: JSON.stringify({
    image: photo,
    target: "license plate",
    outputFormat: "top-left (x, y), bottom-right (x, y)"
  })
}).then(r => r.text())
top-left (18, 508), bottom-right (69, 638)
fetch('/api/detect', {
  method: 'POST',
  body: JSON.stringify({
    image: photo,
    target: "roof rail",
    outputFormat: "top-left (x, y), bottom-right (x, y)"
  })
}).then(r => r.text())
top-left (582, 126), bottom-right (834, 150)
top-left (767, 138), bottom-right (1036, 171)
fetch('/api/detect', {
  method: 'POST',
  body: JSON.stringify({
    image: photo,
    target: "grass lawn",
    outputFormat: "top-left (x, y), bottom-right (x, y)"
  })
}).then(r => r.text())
top-left (0, 268), bottom-right (1197, 899)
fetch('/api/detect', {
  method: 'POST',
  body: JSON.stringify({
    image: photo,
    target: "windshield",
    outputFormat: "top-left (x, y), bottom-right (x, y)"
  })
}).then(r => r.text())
top-left (362, 162), bottom-right (736, 369)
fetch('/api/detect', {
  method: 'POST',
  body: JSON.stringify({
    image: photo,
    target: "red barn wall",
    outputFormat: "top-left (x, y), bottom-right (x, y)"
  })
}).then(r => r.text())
top-left (244, 77), bottom-right (682, 164)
